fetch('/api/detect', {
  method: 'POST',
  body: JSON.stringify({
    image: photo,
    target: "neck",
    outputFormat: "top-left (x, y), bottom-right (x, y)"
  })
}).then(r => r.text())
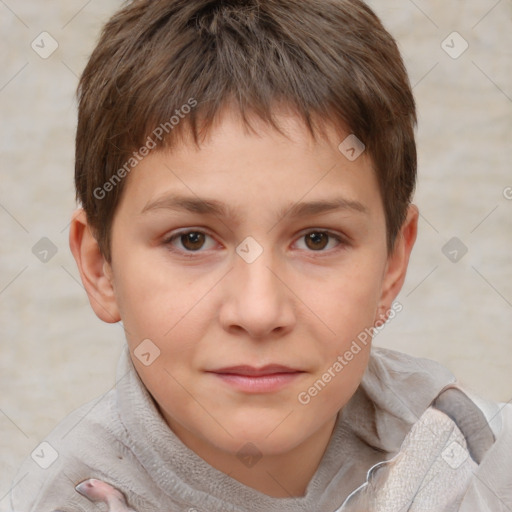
top-left (165, 413), bottom-right (338, 498)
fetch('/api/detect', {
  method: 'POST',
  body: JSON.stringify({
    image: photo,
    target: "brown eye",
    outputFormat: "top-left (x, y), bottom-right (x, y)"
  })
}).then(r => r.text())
top-left (180, 232), bottom-right (206, 251)
top-left (165, 230), bottom-right (218, 255)
top-left (304, 232), bottom-right (329, 250)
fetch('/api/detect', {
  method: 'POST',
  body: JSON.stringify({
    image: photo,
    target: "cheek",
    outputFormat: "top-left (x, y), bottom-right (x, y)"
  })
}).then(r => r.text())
top-left (110, 245), bottom-right (201, 340)
top-left (304, 347), bottom-right (371, 411)
top-left (307, 256), bottom-right (384, 347)
top-left (296, 255), bottom-right (383, 413)
top-left (110, 251), bottom-right (215, 399)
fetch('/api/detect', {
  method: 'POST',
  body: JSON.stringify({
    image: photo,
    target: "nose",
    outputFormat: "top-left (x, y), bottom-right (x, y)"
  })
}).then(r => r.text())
top-left (218, 247), bottom-right (296, 339)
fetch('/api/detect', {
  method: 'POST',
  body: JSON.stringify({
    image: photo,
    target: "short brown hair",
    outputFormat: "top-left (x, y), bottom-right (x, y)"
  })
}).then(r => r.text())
top-left (75, 0), bottom-right (416, 261)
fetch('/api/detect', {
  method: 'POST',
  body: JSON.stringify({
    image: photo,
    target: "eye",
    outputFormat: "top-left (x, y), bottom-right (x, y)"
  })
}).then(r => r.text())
top-left (164, 230), bottom-right (217, 252)
top-left (295, 231), bottom-right (344, 252)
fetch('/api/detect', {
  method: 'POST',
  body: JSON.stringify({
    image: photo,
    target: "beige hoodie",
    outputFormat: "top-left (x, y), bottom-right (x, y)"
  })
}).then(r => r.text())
top-left (9, 346), bottom-right (512, 512)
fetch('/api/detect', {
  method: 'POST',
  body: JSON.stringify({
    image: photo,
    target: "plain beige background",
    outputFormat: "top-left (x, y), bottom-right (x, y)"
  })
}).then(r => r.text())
top-left (1, 0), bottom-right (511, 506)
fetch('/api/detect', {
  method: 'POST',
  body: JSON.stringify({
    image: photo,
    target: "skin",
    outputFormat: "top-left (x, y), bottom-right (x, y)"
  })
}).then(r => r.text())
top-left (76, 479), bottom-right (135, 512)
top-left (70, 108), bottom-right (418, 500)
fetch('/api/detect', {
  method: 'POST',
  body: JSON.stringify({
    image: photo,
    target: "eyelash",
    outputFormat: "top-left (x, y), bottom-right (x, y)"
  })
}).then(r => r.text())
top-left (162, 229), bottom-right (347, 257)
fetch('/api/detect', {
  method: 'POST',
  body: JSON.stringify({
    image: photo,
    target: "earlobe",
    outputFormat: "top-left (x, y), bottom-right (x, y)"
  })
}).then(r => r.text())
top-left (69, 209), bottom-right (121, 323)
top-left (376, 205), bottom-right (419, 320)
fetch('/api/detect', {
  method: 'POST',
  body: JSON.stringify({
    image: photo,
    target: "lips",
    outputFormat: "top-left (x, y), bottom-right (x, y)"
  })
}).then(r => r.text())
top-left (210, 365), bottom-right (302, 377)
top-left (206, 365), bottom-right (305, 393)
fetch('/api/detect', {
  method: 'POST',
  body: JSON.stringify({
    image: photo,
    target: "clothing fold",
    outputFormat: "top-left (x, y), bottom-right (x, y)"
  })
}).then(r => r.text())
top-left (9, 345), bottom-right (512, 512)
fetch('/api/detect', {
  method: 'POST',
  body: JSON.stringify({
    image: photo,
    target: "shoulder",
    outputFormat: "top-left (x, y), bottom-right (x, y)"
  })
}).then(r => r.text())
top-left (9, 389), bottom-right (142, 512)
top-left (343, 347), bottom-right (512, 510)
top-left (343, 346), bottom-right (458, 452)
top-left (366, 346), bottom-right (511, 442)
top-left (458, 396), bottom-right (512, 510)
top-left (372, 348), bottom-right (512, 508)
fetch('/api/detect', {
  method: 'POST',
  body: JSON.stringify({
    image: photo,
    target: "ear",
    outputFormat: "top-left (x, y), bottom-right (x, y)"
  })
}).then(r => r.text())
top-left (376, 204), bottom-right (419, 322)
top-left (69, 209), bottom-right (121, 323)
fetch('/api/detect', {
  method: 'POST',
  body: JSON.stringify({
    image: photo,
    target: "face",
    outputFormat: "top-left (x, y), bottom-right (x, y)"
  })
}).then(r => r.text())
top-left (73, 108), bottom-right (416, 474)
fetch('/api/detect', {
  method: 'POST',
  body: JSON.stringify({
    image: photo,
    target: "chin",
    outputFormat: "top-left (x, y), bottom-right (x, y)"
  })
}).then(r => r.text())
top-left (211, 415), bottom-right (310, 456)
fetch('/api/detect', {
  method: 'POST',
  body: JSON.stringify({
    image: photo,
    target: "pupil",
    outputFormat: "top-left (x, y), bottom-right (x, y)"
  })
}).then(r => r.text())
top-left (182, 232), bottom-right (205, 250)
top-left (306, 232), bottom-right (328, 250)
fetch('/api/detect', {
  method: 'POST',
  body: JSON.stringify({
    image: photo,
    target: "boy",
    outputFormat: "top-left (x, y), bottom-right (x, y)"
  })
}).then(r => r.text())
top-left (10, 0), bottom-right (512, 510)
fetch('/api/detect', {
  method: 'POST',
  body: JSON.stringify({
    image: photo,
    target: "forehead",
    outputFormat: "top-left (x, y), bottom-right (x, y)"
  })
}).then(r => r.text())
top-left (115, 109), bottom-right (382, 225)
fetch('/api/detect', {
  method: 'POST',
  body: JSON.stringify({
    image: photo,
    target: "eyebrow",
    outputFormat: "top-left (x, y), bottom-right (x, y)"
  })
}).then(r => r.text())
top-left (140, 194), bottom-right (368, 221)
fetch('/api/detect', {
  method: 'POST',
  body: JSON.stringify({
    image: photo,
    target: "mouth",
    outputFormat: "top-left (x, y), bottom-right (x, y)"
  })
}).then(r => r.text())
top-left (206, 365), bottom-right (305, 393)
